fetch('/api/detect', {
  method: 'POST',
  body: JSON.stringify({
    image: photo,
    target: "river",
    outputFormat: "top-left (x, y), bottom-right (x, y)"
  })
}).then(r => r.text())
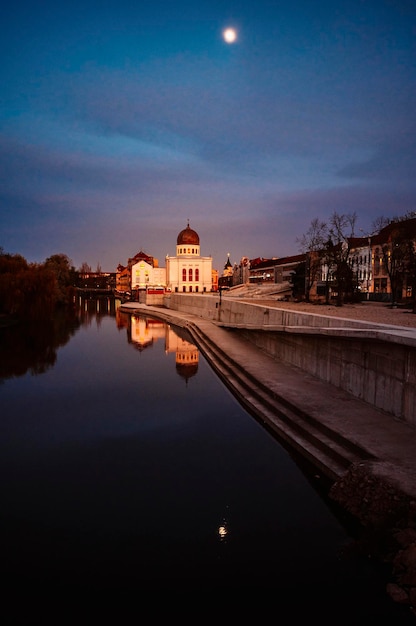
top-left (0, 296), bottom-right (414, 622)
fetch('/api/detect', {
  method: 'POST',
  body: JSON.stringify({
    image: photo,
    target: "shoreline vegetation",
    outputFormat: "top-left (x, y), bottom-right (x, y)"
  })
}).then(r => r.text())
top-left (0, 251), bottom-right (77, 321)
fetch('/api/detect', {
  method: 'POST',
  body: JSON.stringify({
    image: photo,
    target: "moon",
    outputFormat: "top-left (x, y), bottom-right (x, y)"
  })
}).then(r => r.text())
top-left (223, 28), bottom-right (237, 44)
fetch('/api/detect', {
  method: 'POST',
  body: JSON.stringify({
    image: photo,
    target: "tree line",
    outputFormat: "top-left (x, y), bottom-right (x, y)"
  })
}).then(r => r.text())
top-left (0, 251), bottom-right (77, 321)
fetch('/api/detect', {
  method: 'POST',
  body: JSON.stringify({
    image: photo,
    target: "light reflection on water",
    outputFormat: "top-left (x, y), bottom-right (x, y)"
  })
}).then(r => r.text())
top-left (0, 298), bottom-right (413, 621)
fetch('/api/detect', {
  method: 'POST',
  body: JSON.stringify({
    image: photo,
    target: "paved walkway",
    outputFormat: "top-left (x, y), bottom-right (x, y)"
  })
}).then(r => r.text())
top-left (120, 301), bottom-right (416, 500)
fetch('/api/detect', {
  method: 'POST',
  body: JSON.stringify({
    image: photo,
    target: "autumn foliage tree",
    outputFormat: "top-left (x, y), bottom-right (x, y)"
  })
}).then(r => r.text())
top-left (44, 253), bottom-right (76, 305)
top-left (0, 250), bottom-right (76, 320)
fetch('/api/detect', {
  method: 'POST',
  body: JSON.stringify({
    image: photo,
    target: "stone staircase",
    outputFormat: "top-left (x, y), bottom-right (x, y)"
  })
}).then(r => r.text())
top-left (227, 282), bottom-right (292, 299)
top-left (185, 319), bottom-right (374, 483)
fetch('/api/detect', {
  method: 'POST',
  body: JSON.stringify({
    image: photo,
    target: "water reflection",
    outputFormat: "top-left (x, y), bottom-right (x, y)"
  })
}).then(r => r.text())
top-left (117, 305), bottom-right (199, 381)
top-left (78, 294), bottom-right (117, 326)
top-left (0, 297), bottom-right (414, 623)
top-left (0, 311), bottom-right (80, 381)
top-left (0, 297), bottom-right (199, 386)
top-left (0, 295), bottom-right (118, 381)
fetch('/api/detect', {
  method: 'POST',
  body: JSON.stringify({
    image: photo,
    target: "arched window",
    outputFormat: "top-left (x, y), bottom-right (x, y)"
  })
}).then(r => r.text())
top-left (189, 268), bottom-right (193, 281)
top-left (195, 268), bottom-right (199, 281)
top-left (182, 268), bottom-right (186, 281)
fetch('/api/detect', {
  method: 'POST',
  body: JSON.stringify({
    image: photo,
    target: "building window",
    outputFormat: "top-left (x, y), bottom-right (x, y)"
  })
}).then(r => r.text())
top-left (189, 268), bottom-right (193, 281)
top-left (189, 286), bottom-right (192, 292)
top-left (195, 268), bottom-right (199, 281)
top-left (182, 268), bottom-right (186, 282)
top-left (374, 249), bottom-right (381, 276)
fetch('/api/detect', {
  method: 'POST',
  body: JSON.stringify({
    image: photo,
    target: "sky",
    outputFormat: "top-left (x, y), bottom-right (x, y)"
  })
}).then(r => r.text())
top-left (1, 0), bottom-right (415, 273)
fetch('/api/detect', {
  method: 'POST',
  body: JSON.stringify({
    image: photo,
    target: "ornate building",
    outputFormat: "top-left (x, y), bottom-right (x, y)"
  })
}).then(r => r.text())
top-left (165, 221), bottom-right (213, 293)
top-left (116, 250), bottom-right (162, 295)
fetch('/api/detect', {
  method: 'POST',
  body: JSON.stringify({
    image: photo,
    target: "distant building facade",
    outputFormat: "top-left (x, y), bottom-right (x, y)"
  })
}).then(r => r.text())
top-left (165, 221), bottom-right (213, 293)
top-left (115, 216), bottom-right (416, 305)
top-left (248, 254), bottom-right (305, 285)
top-left (116, 221), bottom-right (214, 296)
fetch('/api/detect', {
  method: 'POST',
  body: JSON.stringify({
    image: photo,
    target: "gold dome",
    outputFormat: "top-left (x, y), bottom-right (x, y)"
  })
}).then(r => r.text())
top-left (177, 222), bottom-right (200, 246)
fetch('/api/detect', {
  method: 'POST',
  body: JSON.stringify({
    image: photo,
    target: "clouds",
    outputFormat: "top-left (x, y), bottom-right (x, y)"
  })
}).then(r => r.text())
top-left (1, 0), bottom-right (415, 271)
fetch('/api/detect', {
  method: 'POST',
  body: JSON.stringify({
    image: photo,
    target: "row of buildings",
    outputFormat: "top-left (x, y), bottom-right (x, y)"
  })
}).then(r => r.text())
top-left (115, 221), bottom-right (217, 297)
top-left (114, 217), bottom-right (416, 304)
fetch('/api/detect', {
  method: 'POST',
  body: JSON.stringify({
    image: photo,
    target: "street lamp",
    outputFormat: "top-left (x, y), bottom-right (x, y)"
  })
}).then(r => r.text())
top-left (217, 285), bottom-right (225, 321)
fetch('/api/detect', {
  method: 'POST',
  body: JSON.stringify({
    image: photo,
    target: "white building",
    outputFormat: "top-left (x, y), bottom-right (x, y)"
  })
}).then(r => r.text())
top-left (131, 258), bottom-right (166, 290)
top-left (165, 221), bottom-right (213, 293)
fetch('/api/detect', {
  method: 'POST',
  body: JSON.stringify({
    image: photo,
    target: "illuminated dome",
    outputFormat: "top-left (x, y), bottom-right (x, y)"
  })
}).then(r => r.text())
top-left (177, 221), bottom-right (200, 246)
top-left (176, 361), bottom-right (198, 383)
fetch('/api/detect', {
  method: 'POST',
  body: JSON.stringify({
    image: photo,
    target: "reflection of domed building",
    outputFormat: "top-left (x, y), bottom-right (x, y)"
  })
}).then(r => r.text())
top-left (165, 325), bottom-right (199, 384)
top-left (175, 343), bottom-right (199, 383)
top-left (165, 221), bottom-right (213, 293)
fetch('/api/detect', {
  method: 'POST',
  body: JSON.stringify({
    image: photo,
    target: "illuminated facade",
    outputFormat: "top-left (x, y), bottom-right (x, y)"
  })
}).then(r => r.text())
top-left (131, 259), bottom-right (166, 290)
top-left (165, 221), bottom-right (213, 293)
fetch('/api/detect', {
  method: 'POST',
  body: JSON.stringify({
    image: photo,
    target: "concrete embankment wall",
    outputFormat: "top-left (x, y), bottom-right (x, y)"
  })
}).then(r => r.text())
top-left (164, 293), bottom-right (416, 426)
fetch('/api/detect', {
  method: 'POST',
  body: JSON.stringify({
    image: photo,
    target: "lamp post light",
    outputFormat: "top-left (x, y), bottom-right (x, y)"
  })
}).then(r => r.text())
top-left (217, 285), bottom-right (224, 321)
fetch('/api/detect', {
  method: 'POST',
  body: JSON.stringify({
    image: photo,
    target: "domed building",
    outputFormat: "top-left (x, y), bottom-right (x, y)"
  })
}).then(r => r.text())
top-left (177, 223), bottom-right (200, 249)
top-left (166, 221), bottom-right (213, 293)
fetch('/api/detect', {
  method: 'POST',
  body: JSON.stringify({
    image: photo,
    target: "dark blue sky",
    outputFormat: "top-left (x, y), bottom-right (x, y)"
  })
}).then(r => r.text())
top-left (1, 0), bottom-right (415, 272)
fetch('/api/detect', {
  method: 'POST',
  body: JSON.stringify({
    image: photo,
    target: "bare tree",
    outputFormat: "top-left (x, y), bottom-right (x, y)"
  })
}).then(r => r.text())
top-left (371, 215), bottom-right (391, 233)
top-left (297, 217), bottom-right (328, 301)
top-left (79, 262), bottom-right (92, 274)
top-left (324, 212), bottom-right (357, 306)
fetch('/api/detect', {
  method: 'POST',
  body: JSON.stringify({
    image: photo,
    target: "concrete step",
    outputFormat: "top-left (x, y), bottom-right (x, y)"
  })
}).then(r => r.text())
top-left (186, 321), bottom-right (374, 482)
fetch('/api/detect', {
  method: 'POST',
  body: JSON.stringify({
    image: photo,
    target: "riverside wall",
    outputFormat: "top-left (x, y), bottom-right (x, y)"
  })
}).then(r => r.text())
top-left (164, 293), bottom-right (416, 426)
